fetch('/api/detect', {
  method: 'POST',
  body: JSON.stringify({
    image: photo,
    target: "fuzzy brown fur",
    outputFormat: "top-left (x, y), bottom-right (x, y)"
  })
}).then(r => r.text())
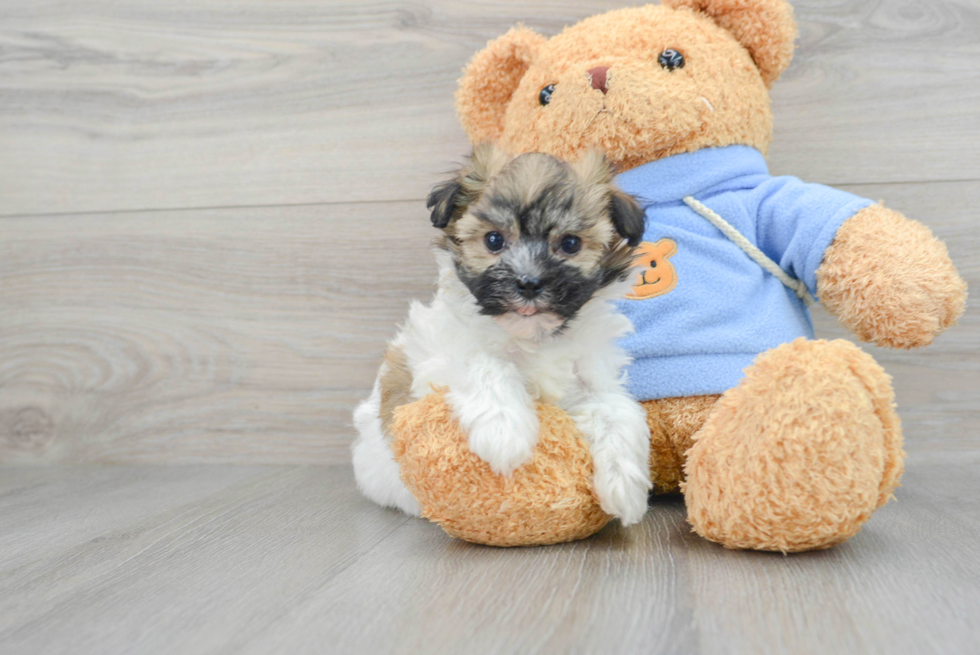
top-left (390, 392), bottom-right (610, 547)
top-left (683, 338), bottom-right (905, 552)
top-left (390, 0), bottom-right (966, 551)
top-left (643, 394), bottom-right (720, 493)
top-left (664, 0), bottom-right (796, 87)
top-left (456, 4), bottom-right (785, 171)
top-left (817, 204), bottom-right (967, 349)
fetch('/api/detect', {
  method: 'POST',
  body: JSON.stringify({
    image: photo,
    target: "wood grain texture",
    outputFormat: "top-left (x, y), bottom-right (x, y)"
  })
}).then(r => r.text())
top-left (0, 465), bottom-right (273, 571)
top-left (2, 2), bottom-right (977, 652)
top-left (0, 463), bottom-right (977, 654)
top-left (2, 180), bottom-right (977, 464)
top-left (1, 0), bottom-right (979, 216)
top-left (0, 201), bottom-right (436, 463)
top-left (0, 466), bottom-right (410, 654)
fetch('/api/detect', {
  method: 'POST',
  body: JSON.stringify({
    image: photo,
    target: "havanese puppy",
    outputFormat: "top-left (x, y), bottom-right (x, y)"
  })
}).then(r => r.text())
top-left (352, 145), bottom-right (653, 525)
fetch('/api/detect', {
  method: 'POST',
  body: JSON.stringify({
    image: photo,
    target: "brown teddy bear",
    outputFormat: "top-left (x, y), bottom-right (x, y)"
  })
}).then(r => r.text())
top-left (389, 0), bottom-right (967, 552)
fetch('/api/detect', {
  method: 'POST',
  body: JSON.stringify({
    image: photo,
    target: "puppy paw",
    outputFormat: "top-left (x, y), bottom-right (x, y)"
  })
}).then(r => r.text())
top-left (392, 487), bottom-right (422, 517)
top-left (567, 398), bottom-right (652, 525)
top-left (465, 410), bottom-right (540, 476)
top-left (592, 454), bottom-right (651, 526)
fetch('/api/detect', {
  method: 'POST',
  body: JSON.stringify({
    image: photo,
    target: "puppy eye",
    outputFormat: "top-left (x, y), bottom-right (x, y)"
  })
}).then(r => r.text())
top-left (539, 84), bottom-right (556, 106)
top-left (659, 49), bottom-right (685, 71)
top-left (484, 231), bottom-right (505, 253)
top-left (559, 235), bottom-right (582, 255)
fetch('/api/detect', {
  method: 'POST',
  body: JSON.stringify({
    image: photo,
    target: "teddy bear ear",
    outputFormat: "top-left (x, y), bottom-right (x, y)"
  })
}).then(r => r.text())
top-left (455, 25), bottom-right (547, 143)
top-left (663, 0), bottom-right (798, 87)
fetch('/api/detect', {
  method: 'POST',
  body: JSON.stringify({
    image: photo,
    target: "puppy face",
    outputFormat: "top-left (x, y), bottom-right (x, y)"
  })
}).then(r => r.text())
top-left (427, 145), bottom-right (645, 339)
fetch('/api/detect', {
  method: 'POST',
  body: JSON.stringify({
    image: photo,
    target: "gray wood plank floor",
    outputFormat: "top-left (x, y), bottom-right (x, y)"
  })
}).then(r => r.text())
top-left (0, 462), bottom-right (977, 655)
top-left (1, 0), bottom-right (979, 652)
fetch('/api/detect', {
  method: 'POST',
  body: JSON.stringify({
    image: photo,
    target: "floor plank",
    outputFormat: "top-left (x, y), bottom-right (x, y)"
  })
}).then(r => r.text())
top-left (0, 202), bottom-right (434, 464)
top-left (0, 466), bottom-right (409, 654)
top-left (0, 462), bottom-right (976, 654)
top-left (0, 465), bottom-right (274, 571)
top-left (238, 504), bottom-right (700, 655)
top-left (1, 0), bottom-right (978, 216)
top-left (240, 460), bottom-right (980, 655)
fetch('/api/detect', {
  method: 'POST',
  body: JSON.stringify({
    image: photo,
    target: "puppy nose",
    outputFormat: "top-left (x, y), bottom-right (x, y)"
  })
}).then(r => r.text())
top-left (516, 276), bottom-right (544, 299)
top-left (588, 66), bottom-right (609, 94)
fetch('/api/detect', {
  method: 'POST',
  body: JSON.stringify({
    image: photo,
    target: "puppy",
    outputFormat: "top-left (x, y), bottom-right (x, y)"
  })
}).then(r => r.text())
top-left (352, 145), bottom-right (653, 525)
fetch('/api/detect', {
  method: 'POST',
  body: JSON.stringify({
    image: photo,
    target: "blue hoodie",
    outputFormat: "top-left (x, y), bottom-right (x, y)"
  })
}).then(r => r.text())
top-left (613, 145), bottom-right (873, 401)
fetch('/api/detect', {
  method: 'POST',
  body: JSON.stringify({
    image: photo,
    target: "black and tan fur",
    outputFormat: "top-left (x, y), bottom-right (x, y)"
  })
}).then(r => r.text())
top-left (426, 145), bottom-right (645, 323)
top-left (378, 344), bottom-right (412, 433)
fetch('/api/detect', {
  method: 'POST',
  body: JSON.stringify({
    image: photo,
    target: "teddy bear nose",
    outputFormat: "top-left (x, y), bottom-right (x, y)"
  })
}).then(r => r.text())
top-left (588, 66), bottom-right (609, 93)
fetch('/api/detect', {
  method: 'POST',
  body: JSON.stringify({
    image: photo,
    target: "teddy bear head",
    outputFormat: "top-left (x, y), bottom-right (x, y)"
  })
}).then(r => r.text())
top-left (455, 0), bottom-right (797, 171)
top-left (628, 238), bottom-right (678, 299)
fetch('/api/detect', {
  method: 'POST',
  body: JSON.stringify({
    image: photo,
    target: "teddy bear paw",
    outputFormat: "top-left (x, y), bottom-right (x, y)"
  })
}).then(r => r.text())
top-left (817, 204), bottom-right (967, 350)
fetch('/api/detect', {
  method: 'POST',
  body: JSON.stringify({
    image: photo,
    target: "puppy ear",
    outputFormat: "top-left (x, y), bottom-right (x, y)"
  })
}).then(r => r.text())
top-left (663, 0), bottom-right (797, 87)
top-left (427, 144), bottom-right (511, 229)
top-left (609, 190), bottom-right (646, 247)
top-left (426, 179), bottom-right (465, 229)
top-left (571, 150), bottom-right (645, 246)
top-left (571, 149), bottom-right (615, 187)
top-left (455, 25), bottom-right (546, 143)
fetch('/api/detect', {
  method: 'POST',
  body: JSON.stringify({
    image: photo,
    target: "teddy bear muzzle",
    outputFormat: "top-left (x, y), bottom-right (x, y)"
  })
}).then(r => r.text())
top-left (587, 66), bottom-right (609, 93)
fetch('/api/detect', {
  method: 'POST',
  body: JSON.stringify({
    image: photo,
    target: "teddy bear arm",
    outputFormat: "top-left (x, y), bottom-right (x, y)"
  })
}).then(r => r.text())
top-left (816, 204), bottom-right (967, 349)
top-left (390, 392), bottom-right (612, 547)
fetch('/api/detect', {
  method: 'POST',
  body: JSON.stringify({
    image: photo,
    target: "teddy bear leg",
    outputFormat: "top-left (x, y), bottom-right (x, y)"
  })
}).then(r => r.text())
top-left (641, 395), bottom-right (720, 494)
top-left (683, 338), bottom-right (905, 552)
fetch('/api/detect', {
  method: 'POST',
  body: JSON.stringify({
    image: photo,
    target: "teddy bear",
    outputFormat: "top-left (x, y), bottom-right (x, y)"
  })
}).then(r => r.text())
top-left (387, 0), bottom-right (967, 552)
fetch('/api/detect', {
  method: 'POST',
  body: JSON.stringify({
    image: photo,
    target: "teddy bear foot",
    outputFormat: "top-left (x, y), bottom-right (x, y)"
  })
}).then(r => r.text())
top-left (683, 338), bottom-right (906, 553)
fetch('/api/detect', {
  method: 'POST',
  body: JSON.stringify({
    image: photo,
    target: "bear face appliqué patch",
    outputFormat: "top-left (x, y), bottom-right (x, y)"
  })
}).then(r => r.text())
top-left (626, 239), bottom-right (678, 300)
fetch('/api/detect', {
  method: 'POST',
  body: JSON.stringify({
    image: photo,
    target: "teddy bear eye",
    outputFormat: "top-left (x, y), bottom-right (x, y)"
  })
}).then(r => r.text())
top-left (659, 49), bottom-right (685, 71)
top-left (539, 84), bottom-right (556, 106)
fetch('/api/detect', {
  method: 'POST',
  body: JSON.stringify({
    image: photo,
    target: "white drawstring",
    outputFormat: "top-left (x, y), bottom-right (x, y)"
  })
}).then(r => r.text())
top-left (682, 196), bottom-right (816, 306)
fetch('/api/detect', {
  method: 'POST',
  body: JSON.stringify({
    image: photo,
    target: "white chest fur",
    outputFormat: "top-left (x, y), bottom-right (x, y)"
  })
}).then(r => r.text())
top-left (397, 269), bottom-right (632, 408)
